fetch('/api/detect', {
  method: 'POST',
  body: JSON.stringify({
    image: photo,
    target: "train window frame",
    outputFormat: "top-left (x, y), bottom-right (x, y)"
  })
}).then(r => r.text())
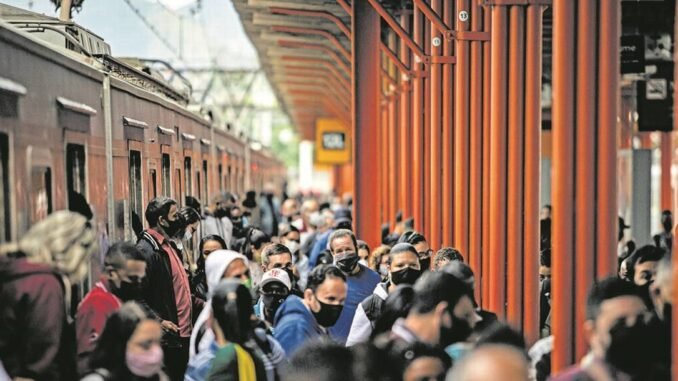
top-left (129, 150), bottom-right (143, 231)
top-left (149, 168), bottom-right (158, 199)
top-left (30, 166), bottom-right (53, 225)
top-left (65, 143), bottom-right (88, 218)
top-left (174, 168), bottom-right (182, 206)
top-left (0, 132), bottom-right (10, 242)
top-left (0, 76), bottom-right (26, 118)
top-left (162, 153), bottom-right (171, 197)
top-left (196, 170), bottom-right (202, 205)
top-left (202, 159), bottom-right (208, 203)
top-left (218, 163), bottom-right (223, 192)
top-left (57, 97), bottom-right (96, 133)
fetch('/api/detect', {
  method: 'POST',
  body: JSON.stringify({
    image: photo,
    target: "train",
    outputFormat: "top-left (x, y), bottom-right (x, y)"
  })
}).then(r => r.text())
top-left (0, 4), bottom-right (286, 246)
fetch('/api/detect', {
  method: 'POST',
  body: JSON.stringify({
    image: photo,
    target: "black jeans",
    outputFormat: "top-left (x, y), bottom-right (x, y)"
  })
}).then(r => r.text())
top-left (163, 337), bottom-right (190, 381)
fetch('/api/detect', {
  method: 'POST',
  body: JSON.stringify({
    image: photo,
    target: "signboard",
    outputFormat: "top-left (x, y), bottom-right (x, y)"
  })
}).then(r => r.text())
top-left (315, 118), bottom-right (350, 164)
top-left (620, 35), bottom-right (644, 74)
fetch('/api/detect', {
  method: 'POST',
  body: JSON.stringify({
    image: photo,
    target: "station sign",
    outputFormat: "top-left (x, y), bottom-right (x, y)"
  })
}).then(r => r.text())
top-left (315, 118), bottom-right (351, 164)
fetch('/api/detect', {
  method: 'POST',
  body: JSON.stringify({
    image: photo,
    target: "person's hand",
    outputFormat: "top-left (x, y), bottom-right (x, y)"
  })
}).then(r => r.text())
top-left (161, 320), bottom-right (179, 333)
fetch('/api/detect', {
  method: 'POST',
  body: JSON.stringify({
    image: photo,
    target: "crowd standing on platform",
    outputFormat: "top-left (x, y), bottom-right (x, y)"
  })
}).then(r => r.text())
top-left (0, 187), bottom-right (675, 381)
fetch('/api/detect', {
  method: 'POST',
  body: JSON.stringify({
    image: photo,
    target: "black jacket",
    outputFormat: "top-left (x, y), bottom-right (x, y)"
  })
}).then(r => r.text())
top-left (136, 230), bottom-right (181, 347)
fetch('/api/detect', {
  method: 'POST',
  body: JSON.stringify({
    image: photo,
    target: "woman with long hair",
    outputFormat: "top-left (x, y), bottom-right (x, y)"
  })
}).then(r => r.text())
top-left (241, 227), bottom-right (271, 288)
top-left (82, 302), bottom-right (167, 381)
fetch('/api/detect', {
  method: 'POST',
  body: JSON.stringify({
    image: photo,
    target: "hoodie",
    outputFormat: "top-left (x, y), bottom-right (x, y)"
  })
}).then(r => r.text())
top-left (189, 250), bottom-right (249, 360)
top-left (273, 295), bottom-right (324, 357)
top-left (346, 282), bottom-right (389, 347)
top-left (0, 255), bottom-right (73, 381)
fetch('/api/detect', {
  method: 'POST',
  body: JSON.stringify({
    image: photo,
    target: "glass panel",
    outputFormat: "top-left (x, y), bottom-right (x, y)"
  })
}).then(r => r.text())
top-left (66, 143), bottom-right (86, 198)
top-left (150, 169), bottom-right (157, 198)
top-left (162, 154), bottom-right (171, 196)
top-left (184, 157), bottom-right (192, 196)
top-left (0, 133), bottom-right (9, 242)
top-left (129, 150), bottom-right (143, 229)
top-left (174, 168), bottom-right (182, 206)
top-left (202, 160), bottom-right (208, 203)
top-left (30, 166), bottom-right (52, 224)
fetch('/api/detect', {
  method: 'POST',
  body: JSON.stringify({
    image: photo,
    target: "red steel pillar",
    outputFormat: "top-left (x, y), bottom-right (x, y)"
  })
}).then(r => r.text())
top-left (660, 133), bottom-right (672, 211)
top-left (399, 11), bottom-right (413, 219)
top-left (412, 7), bottom-right (425, 232)
top-left (552, 0), bottom-right (576, 370)
top-left (388, 32), bottom-right (399, 227)
top-left (454, 0), bottom-right (470, 254)
top-left (442, 0), bottom-right (456, 247)
top-left (506, 5), bottom-right (525, 329)
top-left (522, 4), bottom-right (543, 346)
top-left (429, 0), bottom-right (443, 248)
top-left (352, 0), bottom-right (381, 247)
top-left (488, 4), bottom-right (508, 318)
top-left (480, 8), bottom-right (492, 308)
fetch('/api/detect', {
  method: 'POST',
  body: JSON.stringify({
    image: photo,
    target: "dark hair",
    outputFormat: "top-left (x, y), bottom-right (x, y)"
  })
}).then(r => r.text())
top-left (185, 196), bottom-right (201, 212)
top-left (540, 248), bottom-right (551, 268)
top-left (316, 250), bottom-right (334, 266)
top-left (243, 227), bottom-right (271, 259)
top-left (144, 196), bottom-right (176, 227)
top-left (350, 343), bottom-right (402, 381)
top-left (400, 342), bottom-right (452, 373)
top-left (306, 264), bottom-right (346, 292)
top-left (388, 243), bottom-right (418, 264)
top-left (262, 243), bottom-right (293, 265)
top-left (197, 235), bottom-right (228, 271)
top-left (475, 322), bottom-right (527, 354)
top-left (586, 276), bottom-right (641, 320)
top-left (398, 231), bottom-right (427, 246)
top-left (284, 341), bottom-right (353, 381)
top-left (329, 229), bottom-right (358, 252)
top-left (442, 261), bottom-right (475, 289)
top-left (411, 271), bottom-right (473, 314)
top-left (628, 245), bottom-right (665, 282)
top-left (88, 302), bottom-right (150, 378)
top-left (372, 284), bottom-right (416, 338)
top-left (178, 206), bottom-right (201, 225)
top-left (104, 241), bottom-right (145, 270)
top-left (357, 240), bottom-right (370, 253)
top-left (434, 247), bottom-right (464, 264)
top-left (211, 280), bottom-right (254, 344)
top-left (279, 224), bottom-right (300, 238)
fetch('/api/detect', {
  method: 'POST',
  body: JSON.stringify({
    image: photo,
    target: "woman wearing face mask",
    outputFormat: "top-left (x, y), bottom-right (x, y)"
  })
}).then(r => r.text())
top-left (190, 250), bottom-right (252, 360)
top-left (191, 235), bottom-right (228, 321)
top-left (280, 224), bottom-right (310, 290)
top-left (242, 228), bottom-right (272, 288)
top-left (369, 245), bottom-right (392, 280)
top-left (398, 231), bottom-right (433, 272)
top-left (82, 302), bottom-right (168, 381)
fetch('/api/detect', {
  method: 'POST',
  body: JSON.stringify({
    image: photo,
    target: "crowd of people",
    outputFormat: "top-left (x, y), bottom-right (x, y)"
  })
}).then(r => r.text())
top-left (0, 190), bottom-right (674, 381)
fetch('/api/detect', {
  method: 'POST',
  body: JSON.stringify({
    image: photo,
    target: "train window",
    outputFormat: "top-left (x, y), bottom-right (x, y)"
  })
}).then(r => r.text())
top-left (57, 98), bottom-right (95, 133)
top-left (30, 166), bottom-right (52, 224)
top-left (0, 133), bottom-right (9, 242)
top-left (66, 143), bottom-right (86, 196)
top-left (0, 92), bottom-right (19, 118)
top-left (196, 171), bottom-right (201, 205)
top-left (202, 160), bottom-right (208, 202)
top-left (150, 169), bottom-right (157, 198)
top-left (129, 150), bottom-right (143, 227)
top-left (184, 157), bottom-right (192, 196)
top-left (227, 164), bottom-right (232, 191)
top-left (218, 164), bottom-right (223, 191)
top-left (174, 168), bottom-right (182, 205)
top-left (162, 154), bottom-right (171, 196)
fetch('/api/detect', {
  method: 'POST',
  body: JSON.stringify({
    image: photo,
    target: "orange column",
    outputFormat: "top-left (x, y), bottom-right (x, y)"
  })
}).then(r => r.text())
top-left (596, 0), bottom-right (620, 278)
top-left (442, 0), bottom-right (456, 247)
top-left (352, 0), bottom-right (382, 247)
top-left (506, 5), bottom-right (525, 329)
top-left (388, 32), bottom-right (399, 226)
top-left (454, 0), bottom-right (470, 254)
top-left (399, 11), bottom-right (412, 219)
top-left (481, 8), bottom-right (492, 308)
top-left (468, 0), bottom-right (484, 305)
top-left (552, 0), bottom-right (576, 370)
top-left (574, 0), bottom-right (596, 360)
top-left (660, 133), bottom-right (673, 211)
top-left (429, 0), bottom-right (443, 248)
top-left (522, 4), bottom-right (542, 346)
top-left (488, 5), bottom-right (508, 318)
top-left (412, 7), bottom-right (425, 232)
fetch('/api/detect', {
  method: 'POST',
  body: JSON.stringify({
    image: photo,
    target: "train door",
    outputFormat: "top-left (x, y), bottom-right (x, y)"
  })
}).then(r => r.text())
top-left (27, 147), bottom-right (53, 228)
top-left (66, 143), bottom-right (88, 215)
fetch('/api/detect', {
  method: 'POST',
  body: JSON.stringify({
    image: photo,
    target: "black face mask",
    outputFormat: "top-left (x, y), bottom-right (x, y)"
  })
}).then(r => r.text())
top-left (262, 293), bottom-right (287, 320)
top-left (335, 251), bottom-right (360, 274)
top-left (605, 317), bottom-right (652, 375)
top-left (163, 218), bottom-right (182, 237)
top-left (390, 267), bottom-right (421, 286)
top-left (112, 278), bottom-right (143, 301)
top-left (420, 257), bottom-right (432, 272)
top-left (637, 283), bottom-right (654, 310)
top-left (439, 312), bottom-right (472, 348)
top-left (312, 298), bottom-right (343, 327)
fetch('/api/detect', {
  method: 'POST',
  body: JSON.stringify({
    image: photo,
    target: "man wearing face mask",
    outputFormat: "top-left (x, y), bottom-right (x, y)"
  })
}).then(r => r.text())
top-left (255, 269), bottom-right (292, 328)
top-left (202, 192), bottom-right (235, 247)
top-left (398, 231), bottom-right (433, 272)
top-left (137, 197), bottom-right (193, 381)
top-left (274, 265), bottom-right (348, 356)
top-left (374, 271), bottom-right (480, 355)
top-left (551, 277), bottom-right (663, 381)
top-left (280, 224), bottom-right (310, 289)
top-left (346, 243), bottom-right (422, 347)
top-left (327, 229), bottom-right (382, 344)
top-left (260, 243), bottom-right (302, 297)
top-left (76, 242), bottom-right (147, 375)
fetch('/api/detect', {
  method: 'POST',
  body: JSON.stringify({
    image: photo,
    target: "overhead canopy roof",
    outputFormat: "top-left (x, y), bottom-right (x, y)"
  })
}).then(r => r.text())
top-left (232, 0), bottom-right (351, 140)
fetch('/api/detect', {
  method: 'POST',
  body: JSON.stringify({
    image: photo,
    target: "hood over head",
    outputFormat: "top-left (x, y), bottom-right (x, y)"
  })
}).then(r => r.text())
top-left (205, 249), bottom-right (249, 298)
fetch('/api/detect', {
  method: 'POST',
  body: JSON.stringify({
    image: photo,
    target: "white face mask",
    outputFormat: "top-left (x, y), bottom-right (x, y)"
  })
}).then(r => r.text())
top-left (285, 241), bottom-right (300, 254)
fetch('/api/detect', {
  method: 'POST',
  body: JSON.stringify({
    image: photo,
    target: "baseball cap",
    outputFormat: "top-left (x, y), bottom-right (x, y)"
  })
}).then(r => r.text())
top-left (260, 268), bottom-right (292, 291)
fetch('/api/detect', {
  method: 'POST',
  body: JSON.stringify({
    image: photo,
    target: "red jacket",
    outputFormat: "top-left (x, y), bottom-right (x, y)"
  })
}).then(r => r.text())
top-left (0, 255), bottom-right (73, 381)
top-left (75, 278), bottom-right (122, 375)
